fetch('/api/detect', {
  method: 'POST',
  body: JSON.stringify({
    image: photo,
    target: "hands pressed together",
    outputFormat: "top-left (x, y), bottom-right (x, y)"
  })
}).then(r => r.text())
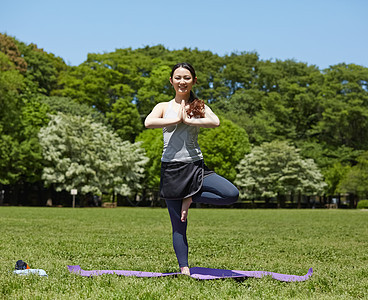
top-left (176, 99), bottom-right (193, 125)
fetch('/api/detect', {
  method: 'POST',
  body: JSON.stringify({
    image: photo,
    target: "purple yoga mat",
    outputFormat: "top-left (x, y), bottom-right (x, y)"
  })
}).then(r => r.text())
top-left (68, 265), bottom-right (313, 282)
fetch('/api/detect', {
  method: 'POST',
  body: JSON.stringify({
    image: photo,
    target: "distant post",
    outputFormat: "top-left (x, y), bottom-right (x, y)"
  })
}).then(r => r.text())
top-left (0, 190), bottom-right (4, 206)
top-left (71, 189), bottom-right (78, 208)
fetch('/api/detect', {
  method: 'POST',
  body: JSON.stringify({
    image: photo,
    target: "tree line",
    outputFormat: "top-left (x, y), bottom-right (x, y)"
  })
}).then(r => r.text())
top-left (1, 33), bottom-right (368, 208)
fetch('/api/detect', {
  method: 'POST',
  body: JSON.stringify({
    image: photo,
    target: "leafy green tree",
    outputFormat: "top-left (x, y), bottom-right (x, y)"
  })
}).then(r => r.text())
top-left (39, 113), bottom-right (148, 196)
top-left (17, 97), bottom-right (50, 182)
top-left (106, 98), bottom-right (143, 142)
top-left (0, 135), bottom-right (20, 184)
top-left (0, 33), bottom-right (27, 73)
top-left (212, 89), bottom-right (277, 144)
top-left (135, 128), bottom-right (163, 191)
top-left (313, 63), bottom-right (368, 150)
top-left (55, 60), bottom-right (133, 113)
top-left (199, 117), bottom-right (250, 182)
top-left (298, 141), bottom-right (361, 199)
top-left (212, 59), bottom-right (323, 145)
top-left (90, 47), bottom-right (161, 93)
top-left (0, 95), bottom-right (49, 184)
top-left (274, 61), bottom-right (323, 140)
top-left (0, 53), bottom-right (25, 184)
top-left (222, 51), bottom-right (259, 94)
top-left (323, 162), bottom-right (351, 197)
top-left (40, 96), bottom-right (107, 124)
top-left (338, 151), bottom-right (368, 200)
top-left (298, 141), bottom-right (360, 169)
top-left (55, 51), bottom-right (151, 114)
top-left (15, 41), bottom-right (67, 95)
top-left (235, 141), bottom-right (326, 204)
top-left (0, 52), bottom-right (24, 127)
top-left (136, 65), bottom-right (172, 115)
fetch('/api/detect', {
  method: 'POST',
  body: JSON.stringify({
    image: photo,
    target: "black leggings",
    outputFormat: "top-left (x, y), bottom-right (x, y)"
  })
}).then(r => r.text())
top-left (165, 173), bottom-right (239, 267)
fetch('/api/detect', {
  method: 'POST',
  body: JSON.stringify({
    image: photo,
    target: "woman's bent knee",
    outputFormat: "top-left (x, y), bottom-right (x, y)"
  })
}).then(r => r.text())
top-left (223, 180), bottom-right (239, 204)
top-left (225, 189), bottom-right (239, 204)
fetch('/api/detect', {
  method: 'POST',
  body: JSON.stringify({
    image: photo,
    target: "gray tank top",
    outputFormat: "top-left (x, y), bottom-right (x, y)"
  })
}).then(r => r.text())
top-left (161, 100), bottom-right (203, 162)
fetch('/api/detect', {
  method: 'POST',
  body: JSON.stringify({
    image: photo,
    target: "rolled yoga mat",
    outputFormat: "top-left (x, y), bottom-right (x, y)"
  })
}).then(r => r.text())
top-left (68, 265), bottom-right (313, 282)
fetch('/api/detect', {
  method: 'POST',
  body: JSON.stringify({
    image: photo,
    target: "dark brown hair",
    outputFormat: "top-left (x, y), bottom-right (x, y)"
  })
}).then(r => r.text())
top-left (171, 62), bottom-right (205, 118)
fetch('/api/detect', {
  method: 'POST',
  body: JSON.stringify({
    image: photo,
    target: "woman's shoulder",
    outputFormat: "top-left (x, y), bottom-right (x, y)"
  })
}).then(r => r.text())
top-left (157, 100), bottom-right (171, 107)
top-left (146, 100), bottom-right (172, 118)
top-left (154, 100), bottom-right (172, 113)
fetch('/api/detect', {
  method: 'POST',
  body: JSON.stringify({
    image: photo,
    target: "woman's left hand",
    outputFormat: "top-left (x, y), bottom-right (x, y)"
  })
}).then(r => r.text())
top-left (181, 100), bottom-right (191, 125)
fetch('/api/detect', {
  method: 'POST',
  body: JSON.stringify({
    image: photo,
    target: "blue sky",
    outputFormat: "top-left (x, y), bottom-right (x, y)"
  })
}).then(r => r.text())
top-left (1, 0), bottom-right (367, 69)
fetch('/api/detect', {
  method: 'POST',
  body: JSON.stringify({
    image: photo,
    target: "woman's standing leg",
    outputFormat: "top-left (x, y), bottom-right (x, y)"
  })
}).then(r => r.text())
top-left (166, 174), bottom-right (238, 273)
top-left (165, 199), bottom-right (190, 272)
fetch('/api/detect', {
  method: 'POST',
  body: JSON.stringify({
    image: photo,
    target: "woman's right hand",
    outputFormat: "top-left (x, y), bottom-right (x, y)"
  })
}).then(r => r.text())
top-left (177, 100), bottom-right (186, 123)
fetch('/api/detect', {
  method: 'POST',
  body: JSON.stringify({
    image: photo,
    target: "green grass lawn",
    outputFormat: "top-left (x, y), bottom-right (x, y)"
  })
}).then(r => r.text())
top-left (0, 207), bottom-right (367, 299)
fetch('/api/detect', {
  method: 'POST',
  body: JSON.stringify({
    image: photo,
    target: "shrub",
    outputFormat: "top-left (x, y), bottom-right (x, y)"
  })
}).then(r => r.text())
top-left (357, 200), bottom-right (368, 209)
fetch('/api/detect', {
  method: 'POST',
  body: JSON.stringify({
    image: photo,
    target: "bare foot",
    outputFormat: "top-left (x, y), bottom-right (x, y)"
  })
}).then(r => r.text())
top-left (180, 266), bottom-right (191, 275)
top-left (181, 197), bottom-right (192, 222)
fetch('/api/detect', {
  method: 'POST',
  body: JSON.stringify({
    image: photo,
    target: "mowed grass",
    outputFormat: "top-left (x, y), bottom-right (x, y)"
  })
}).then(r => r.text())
top-left (0, 207), bottom-right (367, 299)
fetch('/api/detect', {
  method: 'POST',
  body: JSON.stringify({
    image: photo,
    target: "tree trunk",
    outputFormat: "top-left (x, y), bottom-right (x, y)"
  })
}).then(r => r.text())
top-left (277, 193), bottom-right (284, 208)
top-left (264, 197), bottom-right (270, 208)
top-left (0, 184), bottom-right (4, 206)
top-left (297, 191), bottom-right (301, 209)
top-left (349, 193), bottom-right (355, 208)
top-left (306, 196), bottom-right (311, 208)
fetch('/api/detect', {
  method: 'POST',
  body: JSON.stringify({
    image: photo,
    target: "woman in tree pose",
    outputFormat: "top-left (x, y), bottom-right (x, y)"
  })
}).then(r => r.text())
top-left (145, 62), bottom-right (239, 275)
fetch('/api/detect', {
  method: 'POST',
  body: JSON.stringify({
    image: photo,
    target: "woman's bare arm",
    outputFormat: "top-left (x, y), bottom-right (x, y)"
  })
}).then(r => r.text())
top-left (183, 104), bottom-right (220, 128)
top-left (144, 102), bottom-right (182, 128)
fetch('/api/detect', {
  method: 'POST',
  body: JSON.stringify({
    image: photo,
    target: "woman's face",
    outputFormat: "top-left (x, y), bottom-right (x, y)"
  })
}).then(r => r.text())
top-left (170, 67), bottom-right (197, 95)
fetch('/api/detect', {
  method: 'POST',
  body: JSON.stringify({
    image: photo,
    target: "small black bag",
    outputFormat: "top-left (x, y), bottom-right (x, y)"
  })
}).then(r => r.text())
top-left (15, 260), bottom-right (29, 270)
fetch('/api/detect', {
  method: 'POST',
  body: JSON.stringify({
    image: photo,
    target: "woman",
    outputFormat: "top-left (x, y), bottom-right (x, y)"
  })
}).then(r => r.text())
top-left (145, 62), bottom-right (239, 275)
